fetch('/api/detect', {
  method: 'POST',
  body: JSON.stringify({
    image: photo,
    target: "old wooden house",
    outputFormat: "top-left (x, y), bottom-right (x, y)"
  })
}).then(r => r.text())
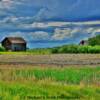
top-left (79, 40), bottom-right (88, 45)
top-left (1, 37), bottom-right (26, 51)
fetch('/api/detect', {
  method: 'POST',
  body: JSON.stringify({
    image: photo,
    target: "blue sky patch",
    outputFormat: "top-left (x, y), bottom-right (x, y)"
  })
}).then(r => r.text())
top-left (0, 0), bottom-right (100, 48)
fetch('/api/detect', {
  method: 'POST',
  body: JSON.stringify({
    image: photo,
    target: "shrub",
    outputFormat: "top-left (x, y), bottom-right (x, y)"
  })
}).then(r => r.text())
top-left (52, 48), bottom-right (59, 53)
top-left (51, 45), bottom-right (100, 54)
top-left (0, 46), bottom-right (5, 51)
top-left (88, 35), bottom-right (100, 46)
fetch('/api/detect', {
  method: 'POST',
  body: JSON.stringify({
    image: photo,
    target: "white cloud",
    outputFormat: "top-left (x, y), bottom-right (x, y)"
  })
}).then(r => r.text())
top-left (0, 0), bottom-right (25, 9)
top-left (52, 28), bottom-right (72, 40)
top-left (0, 0), bottom-right (14, 9)
top-left (30, 22), bottom-right (69, 28)
top-left (1, 16), bottom-right (100, 41)
top-left (18, 21), bottom-right (100, 29)
top-left (7, 31), bottom-right (50, 41)
top-left (51, 26), bottom-right (100, 40)
top-left (30, 31), bottom-right (50, 40)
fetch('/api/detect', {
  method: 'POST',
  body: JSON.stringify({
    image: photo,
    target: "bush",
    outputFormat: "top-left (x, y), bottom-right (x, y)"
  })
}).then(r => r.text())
top-left (0, 46), bottom-right (5, 51)
top-left (51, 45), bottom-right (100, 54)
top-left (58, 45), bottom-right (78, 53)
top-left (88, 35), bottom-right (100, 46)
top-left (52, 48), bottom-right (59, 53)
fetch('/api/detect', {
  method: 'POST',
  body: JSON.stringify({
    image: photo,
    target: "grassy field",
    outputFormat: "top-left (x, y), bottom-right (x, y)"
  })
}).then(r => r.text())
top-left (0, 66), bottom-right (100, 100)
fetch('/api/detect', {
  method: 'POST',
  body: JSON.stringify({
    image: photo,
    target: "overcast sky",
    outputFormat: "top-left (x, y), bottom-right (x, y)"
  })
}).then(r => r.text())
top-left (0, 0), bottom-right (100, 48)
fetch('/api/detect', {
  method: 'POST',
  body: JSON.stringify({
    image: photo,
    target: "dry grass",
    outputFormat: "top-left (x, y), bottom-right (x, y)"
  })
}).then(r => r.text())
top-left (0, 54), bottom-right (99, 99)
top-left (0, 66), bottom-right (100, 100)
top-left (0, 54), bottom-right (100, 66)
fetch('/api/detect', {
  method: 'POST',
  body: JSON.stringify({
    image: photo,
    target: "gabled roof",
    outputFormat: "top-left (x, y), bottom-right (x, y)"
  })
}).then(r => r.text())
top-left (2, 37), bottom-right (26, 44)
top-left (79, 40), bottom-right (88, 45)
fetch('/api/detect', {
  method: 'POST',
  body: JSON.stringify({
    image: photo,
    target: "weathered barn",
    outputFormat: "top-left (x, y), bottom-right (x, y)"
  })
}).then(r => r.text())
top-left (1, 37), bottom-right (26, 51)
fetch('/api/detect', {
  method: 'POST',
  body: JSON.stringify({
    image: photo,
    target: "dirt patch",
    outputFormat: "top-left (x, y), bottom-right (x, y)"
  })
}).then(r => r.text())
top-left (0, 54), bottom-right (100, 66)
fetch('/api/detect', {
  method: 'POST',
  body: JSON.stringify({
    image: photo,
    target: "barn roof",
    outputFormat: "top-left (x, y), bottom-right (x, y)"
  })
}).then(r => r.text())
top-left (2, 37), bottom-right (26, 44)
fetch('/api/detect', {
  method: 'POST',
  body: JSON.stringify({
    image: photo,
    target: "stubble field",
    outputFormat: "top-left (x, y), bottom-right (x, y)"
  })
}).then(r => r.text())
top-left (0, 54), bottom-right (100, 66)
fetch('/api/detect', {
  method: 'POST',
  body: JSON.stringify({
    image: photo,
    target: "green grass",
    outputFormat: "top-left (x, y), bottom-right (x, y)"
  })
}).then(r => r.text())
top-left (0, 48), bottom-right (52, 55)
top-left (0, 66), bottom-right (100, 100)
top-left (0, 50), bottom-right (51, 55)
top-left (1, 45), bottom-right (100, 55)
top-left (0, 81), bottom-right (100, 100)
top-left (0, 67), bottom-right (99, 84)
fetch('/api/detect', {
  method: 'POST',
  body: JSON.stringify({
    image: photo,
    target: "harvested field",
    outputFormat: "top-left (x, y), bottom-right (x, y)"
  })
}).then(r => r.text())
top-left (0, 54), bottom-right (100, 66)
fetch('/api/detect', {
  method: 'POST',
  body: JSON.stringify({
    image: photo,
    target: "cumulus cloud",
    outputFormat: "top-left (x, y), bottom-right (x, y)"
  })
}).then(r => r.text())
top-left (30, 31), bottom-right (50, 40)
top-left (17, 21), bottom-right (100, 29)
top-left (52, 28), bottom-right (72, 40)
top-left (0, 0), bottom-right (16, 9)
top-left (1, 18), bottom-right (100, 42)
top-left (50, 24), bottom-right (100, 41)
top-left (22, 22), bottom-right (69, 29)
top-left (8, 31), bottom-right (50, 41)
top-left (0, 0), bottom-right (100, 48)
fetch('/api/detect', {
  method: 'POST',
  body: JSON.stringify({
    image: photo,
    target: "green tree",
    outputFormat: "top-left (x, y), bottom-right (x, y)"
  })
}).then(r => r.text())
top-left (88, 35), bottom-right (100, 46)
